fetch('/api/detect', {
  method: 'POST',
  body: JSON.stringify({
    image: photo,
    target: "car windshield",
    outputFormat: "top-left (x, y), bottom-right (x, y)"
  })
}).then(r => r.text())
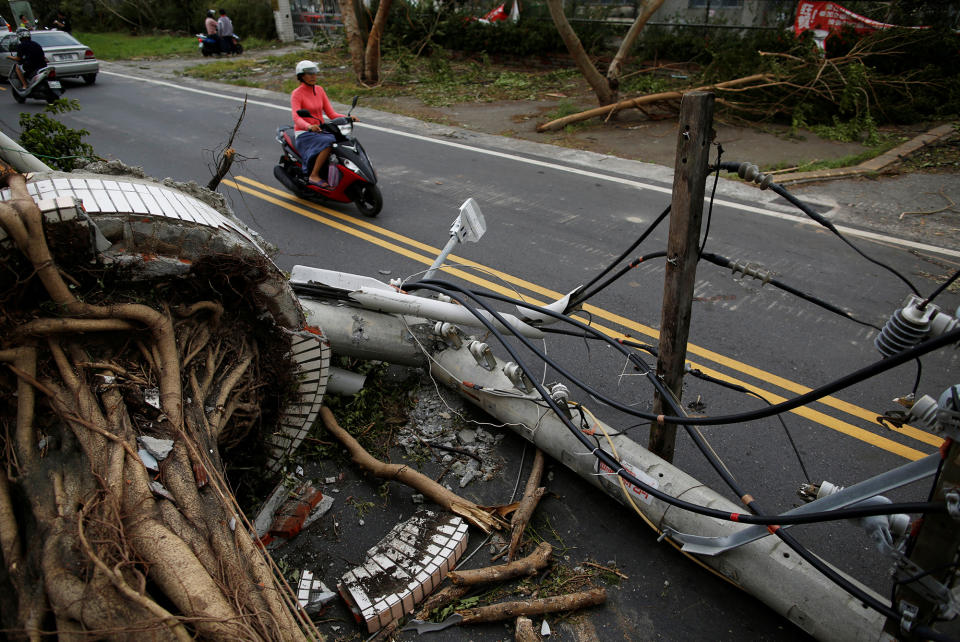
top-left (30, 31), bottom-right (82, 47)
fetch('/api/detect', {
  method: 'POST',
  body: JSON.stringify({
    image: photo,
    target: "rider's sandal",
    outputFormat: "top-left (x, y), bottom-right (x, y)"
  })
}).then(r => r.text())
top-left (308, 179), bottom-right (331, 189)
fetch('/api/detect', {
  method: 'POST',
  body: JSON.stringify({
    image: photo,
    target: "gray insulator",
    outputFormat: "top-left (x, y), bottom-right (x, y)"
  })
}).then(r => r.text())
top-left (907, 395), bottom-right (940, 431)
top-left (741, 163), bottom-right (760, 182)
top-left (875, 296), bottom-right (938, 357)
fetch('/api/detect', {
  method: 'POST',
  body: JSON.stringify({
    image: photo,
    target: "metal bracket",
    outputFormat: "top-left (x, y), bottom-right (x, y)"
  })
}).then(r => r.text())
top-left (893, 556), bottom-right (959, 621)
top-left (433, 321), bottom-right (463, 349)
top-left (899, 601), bottom-right (919, 634)
top-left (467, 341), bottom-right (496, 370)
top-left (945, 489), bottom-right (960, 521)
top-left (503, 362), bottom-right (533, 394)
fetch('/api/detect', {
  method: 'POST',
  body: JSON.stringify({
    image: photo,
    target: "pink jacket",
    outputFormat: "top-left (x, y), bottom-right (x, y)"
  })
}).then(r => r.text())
top-left (291, 84), bottom-right (345, 132)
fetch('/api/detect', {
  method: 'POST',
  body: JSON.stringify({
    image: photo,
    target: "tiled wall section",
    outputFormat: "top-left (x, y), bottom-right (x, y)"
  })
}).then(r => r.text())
top-left (339, 510), bottom-right (469, 633)
top-left (267, 331), bottom-right (330, 472)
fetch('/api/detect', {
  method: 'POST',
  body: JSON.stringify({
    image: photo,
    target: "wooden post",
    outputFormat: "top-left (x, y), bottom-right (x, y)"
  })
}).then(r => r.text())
top-left (648, 91), bottom-right (714, 462)
top-left (885, 439), bottom-right (960, 637)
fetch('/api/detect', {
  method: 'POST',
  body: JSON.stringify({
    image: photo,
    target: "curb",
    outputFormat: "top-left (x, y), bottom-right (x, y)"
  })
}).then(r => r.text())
top-left (774, 123), bottom-right (956, 185)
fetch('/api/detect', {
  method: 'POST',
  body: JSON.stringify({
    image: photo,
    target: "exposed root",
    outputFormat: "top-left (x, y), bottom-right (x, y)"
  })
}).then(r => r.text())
top-left (0, 164), bottom-right (319, 640)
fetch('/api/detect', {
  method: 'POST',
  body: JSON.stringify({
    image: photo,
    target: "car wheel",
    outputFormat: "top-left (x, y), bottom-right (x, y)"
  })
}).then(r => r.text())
top-left (82, 73), bottom-right (96, 85)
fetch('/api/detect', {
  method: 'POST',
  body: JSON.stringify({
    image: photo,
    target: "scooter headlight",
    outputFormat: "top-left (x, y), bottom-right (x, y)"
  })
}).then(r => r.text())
top-left (337, 122), bottom-right (353, 137)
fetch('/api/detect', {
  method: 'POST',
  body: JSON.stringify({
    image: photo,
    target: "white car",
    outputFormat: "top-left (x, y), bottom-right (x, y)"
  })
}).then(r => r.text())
top-left (1, 30), bottom-right (99, 85)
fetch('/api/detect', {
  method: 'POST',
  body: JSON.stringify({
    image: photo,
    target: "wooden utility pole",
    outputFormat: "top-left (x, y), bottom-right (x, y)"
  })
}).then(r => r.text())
top-left (648, 91), bottom-right (714, 462)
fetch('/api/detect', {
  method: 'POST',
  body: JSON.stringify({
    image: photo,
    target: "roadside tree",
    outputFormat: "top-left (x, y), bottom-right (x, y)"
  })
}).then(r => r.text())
top-left (341, 0), bottom-right (394, 85)
top-left (546, 0), bottom-right (664, 106)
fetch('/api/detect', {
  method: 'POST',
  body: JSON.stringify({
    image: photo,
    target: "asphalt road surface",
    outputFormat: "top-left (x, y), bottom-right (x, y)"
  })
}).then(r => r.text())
top-left (1, 69), bottom-right (958, 641)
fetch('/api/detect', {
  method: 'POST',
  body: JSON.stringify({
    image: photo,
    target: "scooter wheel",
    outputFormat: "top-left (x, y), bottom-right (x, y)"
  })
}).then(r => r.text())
top-left (352, 183), bottom-right (382, 217)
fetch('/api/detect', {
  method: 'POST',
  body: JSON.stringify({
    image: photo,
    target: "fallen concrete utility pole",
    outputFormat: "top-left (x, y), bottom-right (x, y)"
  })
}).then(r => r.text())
top-left (299, 291), bottom-right (888, 642)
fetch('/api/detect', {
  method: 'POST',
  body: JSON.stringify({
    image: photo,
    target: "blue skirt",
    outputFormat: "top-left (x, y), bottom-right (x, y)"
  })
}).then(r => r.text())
top-left (296, 131), bottom-right (336, 175)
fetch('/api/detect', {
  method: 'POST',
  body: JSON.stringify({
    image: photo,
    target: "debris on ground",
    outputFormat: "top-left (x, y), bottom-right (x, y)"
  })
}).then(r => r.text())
top-left (297, 570), bottom-right (337, 615)
top-left (338, 509), bottom-right (469, 633)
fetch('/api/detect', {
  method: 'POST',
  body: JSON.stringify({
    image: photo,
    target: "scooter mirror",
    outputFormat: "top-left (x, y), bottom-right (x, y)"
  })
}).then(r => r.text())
top-left (351, 96), bottom-right (359, 109)
top-left (296, 109), bottom-right (311, 118)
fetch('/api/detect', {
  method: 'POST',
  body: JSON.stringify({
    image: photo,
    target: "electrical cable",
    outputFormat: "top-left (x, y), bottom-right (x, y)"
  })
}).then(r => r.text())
top-left (578, 204), bottom-right (671, 297)
top-left (699, 251), bottom-right (882, 331)
top-left (567, 251), bottom-right (668, 309)
top-left (920, 267), bottom-right (960, 310)
top-left (467, 285), bottom-right (960, 427)
top-left (698, 143), bottom-right (723, 256)
top-left (686, 367), bottom-right (812, 484)
top-left (410, 279), bottom-right (948, 527)
top-left (716, 161), bottom-right (920, 297)
top-left (410, 280), bottom-right (958, 637)
top-left (538, 326), bottom-right (660, 357)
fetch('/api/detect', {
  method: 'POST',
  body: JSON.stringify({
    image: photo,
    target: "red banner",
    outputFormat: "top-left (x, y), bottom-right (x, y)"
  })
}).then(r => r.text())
top-left (794, 1), bottom-right (927, 38)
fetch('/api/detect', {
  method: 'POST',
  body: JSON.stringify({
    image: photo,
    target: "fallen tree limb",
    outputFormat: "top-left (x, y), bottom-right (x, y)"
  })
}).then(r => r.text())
top-left (457, 587), bottom-right (606, 624)
top-left (448, 541), bottom-right (552, 586)
top-left (537, 73), bottom-right (774, 132)
top-left (320, 406), bottom-right (505, 532)
top-left (508, 449), bottom-right (545, 560)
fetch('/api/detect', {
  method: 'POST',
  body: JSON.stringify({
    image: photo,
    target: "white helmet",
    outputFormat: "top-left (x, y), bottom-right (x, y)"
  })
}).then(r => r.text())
top-left (295, 60), bottom-right (319, 76)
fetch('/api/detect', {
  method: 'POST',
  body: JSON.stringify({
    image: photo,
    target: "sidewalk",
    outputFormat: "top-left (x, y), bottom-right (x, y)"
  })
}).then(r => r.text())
top-left (775, 123), bottom-right (957, 185)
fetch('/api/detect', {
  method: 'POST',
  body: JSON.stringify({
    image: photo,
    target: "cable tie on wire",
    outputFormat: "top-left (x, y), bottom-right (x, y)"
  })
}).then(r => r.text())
top-left (741, 494), bottom-right (754, 505)
top-left (730, 513), bottom-right (740, 522)
top-left (940, 439), bottom-right (952, 459)
top-left (767, 524), bottom-right (781, 534)
top-left (657, 415), bottom-right (665, 425)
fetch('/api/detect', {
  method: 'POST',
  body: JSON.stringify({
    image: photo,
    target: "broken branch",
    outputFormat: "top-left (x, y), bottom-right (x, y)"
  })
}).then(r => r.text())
top-left (448, 542), bottom-right (552, 586)
top-left (320, 406), bottom-right (505, 532)
top-left (508, 448), bottom-right (545, 560)
top-left (537, 74), bottom-right (773, 132)
top-left (457, 587), bottom-right (606, 624)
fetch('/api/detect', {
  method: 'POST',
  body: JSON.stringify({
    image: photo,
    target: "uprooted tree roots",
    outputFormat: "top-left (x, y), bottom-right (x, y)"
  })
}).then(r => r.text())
top-left (0, 171), bottom-right (319, 639)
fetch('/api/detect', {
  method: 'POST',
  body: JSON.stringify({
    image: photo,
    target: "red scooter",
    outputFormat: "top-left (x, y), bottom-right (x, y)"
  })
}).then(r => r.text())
top-left (273, 96), bottom-right (382, 217)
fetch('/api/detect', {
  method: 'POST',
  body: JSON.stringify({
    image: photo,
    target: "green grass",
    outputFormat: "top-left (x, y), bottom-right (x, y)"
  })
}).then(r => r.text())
top-left (73, 31), bottom-right (275, 61)
top-left (760, 135), bottom-right (902, 174)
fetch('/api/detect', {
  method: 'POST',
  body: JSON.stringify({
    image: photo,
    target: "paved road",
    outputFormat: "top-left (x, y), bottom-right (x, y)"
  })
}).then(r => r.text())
top-left (1, 68), bottom-right (957, 640)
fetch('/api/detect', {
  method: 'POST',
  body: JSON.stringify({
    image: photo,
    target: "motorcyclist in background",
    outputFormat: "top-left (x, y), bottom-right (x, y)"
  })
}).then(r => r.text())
top-left (204, 9), bottom-right (219, 48)
top-left (7, 27), bottom-right (44, 89)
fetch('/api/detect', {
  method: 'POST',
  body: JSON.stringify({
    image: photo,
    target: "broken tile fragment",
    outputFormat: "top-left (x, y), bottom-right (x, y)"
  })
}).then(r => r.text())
top-left (338, 509), bottom-right (469, 633)
top-left (269, 481), bottom-right (327, 539)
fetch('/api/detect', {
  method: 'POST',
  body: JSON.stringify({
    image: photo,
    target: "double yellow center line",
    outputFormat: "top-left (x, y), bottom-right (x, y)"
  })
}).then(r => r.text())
top-left (225, 175), bottom-right (938, 461)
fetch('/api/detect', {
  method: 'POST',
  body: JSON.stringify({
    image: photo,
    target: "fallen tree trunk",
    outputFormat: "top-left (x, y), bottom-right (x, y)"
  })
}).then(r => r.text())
top-left (537, 74), bottom-right (774, 132)
top-left (320, 406), bottom-right (505, 532)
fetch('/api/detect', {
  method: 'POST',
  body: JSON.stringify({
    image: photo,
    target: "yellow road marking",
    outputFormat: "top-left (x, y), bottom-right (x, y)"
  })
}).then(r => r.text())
top-left (226, 176), bottom-right (937, 459)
